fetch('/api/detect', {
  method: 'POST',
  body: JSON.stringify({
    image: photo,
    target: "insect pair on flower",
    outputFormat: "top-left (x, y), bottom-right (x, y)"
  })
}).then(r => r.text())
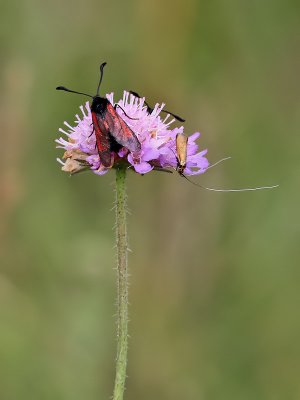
top-left (56, 62), bottom-right (202, 178)
top-left (56, 63), bottom-right (278, 192)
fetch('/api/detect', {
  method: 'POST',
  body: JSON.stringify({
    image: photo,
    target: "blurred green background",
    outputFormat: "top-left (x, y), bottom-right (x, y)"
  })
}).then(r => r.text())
top-left (1, 0), bottom-right (299, 399)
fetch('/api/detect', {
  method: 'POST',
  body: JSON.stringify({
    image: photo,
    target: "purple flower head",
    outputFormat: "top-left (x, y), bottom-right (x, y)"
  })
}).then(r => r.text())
top-left (56, 91), bottom-right (209, 175)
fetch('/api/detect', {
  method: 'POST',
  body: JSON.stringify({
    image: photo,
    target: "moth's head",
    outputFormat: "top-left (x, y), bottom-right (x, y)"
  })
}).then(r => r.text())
top-left (91, 95), bottom-right (109, 113)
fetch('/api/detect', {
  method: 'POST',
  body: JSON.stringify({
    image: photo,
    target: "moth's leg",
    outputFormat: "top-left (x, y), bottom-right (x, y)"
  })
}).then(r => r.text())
top-left (114, 104), bottom-right (138, 120)
top-left (88, 123), bottom-right (95, 138)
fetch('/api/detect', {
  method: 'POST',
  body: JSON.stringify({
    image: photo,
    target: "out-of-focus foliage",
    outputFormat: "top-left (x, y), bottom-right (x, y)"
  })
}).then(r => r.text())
top-left (1, 0), bottom-right (299, 399)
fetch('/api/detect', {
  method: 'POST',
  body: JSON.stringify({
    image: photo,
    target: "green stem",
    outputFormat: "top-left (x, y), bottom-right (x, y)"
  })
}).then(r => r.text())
top-left (113, 166), bottom-right (129, 400)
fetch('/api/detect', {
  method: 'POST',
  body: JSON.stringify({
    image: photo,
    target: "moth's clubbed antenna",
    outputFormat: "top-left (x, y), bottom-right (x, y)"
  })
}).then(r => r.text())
top-left (56, 86), bottom-right (93, 98)
top-left (97, 62), bottom-right (107, 96)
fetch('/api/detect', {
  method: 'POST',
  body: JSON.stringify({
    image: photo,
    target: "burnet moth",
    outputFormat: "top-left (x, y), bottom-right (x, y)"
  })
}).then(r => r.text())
top-left (129, 91), bottom-right (185, 122)
top-left (175, 133), bottom-right (278, 192)
top-left (56, 62), bottom-right (141, 168)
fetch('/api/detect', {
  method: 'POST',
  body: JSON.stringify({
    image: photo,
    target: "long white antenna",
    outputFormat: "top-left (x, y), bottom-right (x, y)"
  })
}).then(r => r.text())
top-left (206, 157), bottom-right (231, 170)
top-left (193, 183), bottom-right (279, 192)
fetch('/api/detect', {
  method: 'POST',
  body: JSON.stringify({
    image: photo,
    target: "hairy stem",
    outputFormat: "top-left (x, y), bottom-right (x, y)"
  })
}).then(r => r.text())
top-left (113, 166), bottom-right (129, 400)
